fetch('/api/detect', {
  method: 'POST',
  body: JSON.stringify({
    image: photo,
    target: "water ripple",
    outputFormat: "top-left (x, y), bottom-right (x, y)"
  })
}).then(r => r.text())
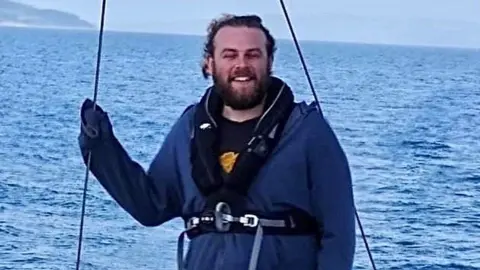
top-left (1, 27), bottom-right (479, 270)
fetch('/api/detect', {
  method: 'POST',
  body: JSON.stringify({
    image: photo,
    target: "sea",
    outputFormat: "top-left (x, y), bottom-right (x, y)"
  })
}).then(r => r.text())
top-left (0, 26), bottom-right (479, 270)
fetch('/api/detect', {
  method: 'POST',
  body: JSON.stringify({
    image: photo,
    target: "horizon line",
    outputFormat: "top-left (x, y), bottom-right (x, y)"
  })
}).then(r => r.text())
top-left (2, 24), bottom-right (480, 51)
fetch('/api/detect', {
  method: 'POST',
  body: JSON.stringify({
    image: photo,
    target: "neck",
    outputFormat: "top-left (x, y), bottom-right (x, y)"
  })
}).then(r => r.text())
top-left (222, 102), bottom-right (264, 122)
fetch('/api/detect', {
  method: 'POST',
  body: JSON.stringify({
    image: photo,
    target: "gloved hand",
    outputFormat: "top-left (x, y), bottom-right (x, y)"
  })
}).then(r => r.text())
top-left (78, 98), bottom-right (113, 150)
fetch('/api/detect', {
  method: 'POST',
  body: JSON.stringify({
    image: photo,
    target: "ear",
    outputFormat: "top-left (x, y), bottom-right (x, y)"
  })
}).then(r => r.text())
top-left (205, 56), bottom-right (214, 76)
top-left (267, 56), bottom-right (273, 70)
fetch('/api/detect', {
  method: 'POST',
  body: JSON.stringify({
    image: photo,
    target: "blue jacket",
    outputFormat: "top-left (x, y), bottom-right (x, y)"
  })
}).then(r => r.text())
top-left (80, 98), bottom-right (356, 270)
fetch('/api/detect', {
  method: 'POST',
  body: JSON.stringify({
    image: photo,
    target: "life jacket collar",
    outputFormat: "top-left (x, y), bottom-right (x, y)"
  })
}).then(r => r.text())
top-left (189, 76), bottom-right (295, 202)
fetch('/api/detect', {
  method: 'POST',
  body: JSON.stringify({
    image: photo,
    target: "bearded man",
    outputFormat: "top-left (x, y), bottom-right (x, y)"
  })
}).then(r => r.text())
top-left (78, 13), bottom-right (356, 270)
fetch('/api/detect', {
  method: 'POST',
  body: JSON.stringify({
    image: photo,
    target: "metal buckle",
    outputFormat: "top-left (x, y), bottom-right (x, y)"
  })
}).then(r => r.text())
top-left (187, 217), bottom-right (199, 229)
top-left (240, 214), bottom-right (259, 227)
top-left (247, 135), bottom-right (268, 158)
top-left (214, 202), bottom-right (232, 232)
top-left (187, 211), bottom-right (215, 230)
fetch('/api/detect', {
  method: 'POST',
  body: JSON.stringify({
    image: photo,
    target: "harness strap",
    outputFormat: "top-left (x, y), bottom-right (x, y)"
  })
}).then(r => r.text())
top-left (248, 224), bottom-right (263, 270)
top-left (183, 209), bottom-right (318, 239)
top-left (176, 202), bottom-right (320, 270)
top-left (176, 217), bottom-right (266, 270)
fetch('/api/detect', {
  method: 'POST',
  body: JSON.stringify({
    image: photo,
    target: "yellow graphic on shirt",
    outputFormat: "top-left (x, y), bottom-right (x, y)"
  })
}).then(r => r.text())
top-left (219, 151), bottom-right (239, 174)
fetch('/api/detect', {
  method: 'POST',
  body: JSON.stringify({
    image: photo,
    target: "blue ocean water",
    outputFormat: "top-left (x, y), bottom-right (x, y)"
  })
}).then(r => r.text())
top-left (0, 26), bottom-right (479, 270)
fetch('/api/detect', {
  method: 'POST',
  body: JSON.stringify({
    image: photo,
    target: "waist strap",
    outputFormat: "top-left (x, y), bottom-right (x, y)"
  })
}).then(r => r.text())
top-left (176, 202), bottom-right (321, 270)
top-left (182, 202), bottom-right (319, 239)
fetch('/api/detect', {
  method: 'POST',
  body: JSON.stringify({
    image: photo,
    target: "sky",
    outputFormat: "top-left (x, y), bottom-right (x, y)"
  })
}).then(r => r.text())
top-left (15, 0), bottom-right (480, 48)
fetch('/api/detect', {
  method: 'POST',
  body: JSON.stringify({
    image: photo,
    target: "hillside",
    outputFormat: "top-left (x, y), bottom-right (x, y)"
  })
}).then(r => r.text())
top-left (0, 0), bottom-right (93, 29)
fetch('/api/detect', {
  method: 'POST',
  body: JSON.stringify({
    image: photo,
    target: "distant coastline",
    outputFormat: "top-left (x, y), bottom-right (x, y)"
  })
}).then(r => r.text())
top-left (0, 21), bottom-right (93, 31)
top-left (1, 0), bottom-right (478, 51)
top-left (0, 0), bottom-right (94, 30)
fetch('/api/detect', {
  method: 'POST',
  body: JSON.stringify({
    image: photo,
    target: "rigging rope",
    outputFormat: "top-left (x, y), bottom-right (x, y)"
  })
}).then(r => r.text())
top-left (75, 1), bottom-right (378, 269)
top-left (277, 1), bottom-right (378, 269)
top-left (75, 0), bottom-right (107, 269)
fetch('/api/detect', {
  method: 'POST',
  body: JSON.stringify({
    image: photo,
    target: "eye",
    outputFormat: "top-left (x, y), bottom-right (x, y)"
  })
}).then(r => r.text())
top-left (223, 52), bottom-right (236, 59)
top-left (246, 51), bottom-right (261, 59)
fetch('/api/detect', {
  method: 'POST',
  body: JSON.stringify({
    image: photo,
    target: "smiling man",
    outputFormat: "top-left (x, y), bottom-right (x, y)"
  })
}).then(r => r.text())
top-left (78, 14), bottom-right (356, 270)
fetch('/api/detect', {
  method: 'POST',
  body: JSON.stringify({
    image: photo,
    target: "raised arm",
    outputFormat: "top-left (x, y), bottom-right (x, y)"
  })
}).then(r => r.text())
top-left (307, 113), bottom-right (356, 270)
top-left (77, 98), bottom-right (185, 226)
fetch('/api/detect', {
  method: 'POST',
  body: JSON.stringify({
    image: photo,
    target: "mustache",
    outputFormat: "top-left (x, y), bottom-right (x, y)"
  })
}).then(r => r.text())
top-left (228, 68), bottom-right (256, 81)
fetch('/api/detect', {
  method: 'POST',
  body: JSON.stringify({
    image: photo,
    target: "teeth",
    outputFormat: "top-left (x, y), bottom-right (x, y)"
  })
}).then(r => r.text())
top-left (233, 77), bottom-right (251, 82)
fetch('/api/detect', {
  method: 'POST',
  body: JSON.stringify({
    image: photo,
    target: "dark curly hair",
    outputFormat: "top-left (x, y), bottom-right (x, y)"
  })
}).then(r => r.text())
top-left (201, 14), bottom-right (277, 79)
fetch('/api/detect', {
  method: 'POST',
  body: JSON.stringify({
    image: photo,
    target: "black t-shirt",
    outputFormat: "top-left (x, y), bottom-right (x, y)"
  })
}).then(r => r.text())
top-left (217, 116), bottom-right (258, 175)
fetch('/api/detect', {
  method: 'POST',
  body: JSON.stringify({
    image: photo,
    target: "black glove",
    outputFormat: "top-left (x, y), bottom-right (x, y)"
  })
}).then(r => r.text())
top-left (78, 98), bottom-right (113, 150)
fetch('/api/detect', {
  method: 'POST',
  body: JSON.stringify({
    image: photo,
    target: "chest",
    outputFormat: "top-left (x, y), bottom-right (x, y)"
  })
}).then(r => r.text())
top-left (247, 134), bottom-right (312, 211)
top-left (177, 125), bottom-right (313, 216)
top-left (217, 116), bottom-right (258, 175)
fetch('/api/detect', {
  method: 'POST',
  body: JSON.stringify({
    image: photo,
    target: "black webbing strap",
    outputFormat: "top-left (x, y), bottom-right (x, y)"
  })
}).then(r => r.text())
top-left (182, 206), bottom-right (321, 239)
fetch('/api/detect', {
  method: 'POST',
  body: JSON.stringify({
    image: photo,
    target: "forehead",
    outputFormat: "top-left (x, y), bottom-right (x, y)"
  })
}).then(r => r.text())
top-left (213, 26), bottom-right (267, 52)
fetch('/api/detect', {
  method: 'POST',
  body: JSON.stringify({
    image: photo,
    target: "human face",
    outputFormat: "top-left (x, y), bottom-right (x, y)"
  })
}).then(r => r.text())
top-left (206, 26), bottom-right (272, 110)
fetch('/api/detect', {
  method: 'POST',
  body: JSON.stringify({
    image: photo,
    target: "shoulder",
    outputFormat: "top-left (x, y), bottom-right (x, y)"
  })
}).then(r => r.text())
top-left (180, 103), bottom-right (197, 117)
top-left (289, 101), bottom-right (330, 133)
top-left (290, 101), bottom-right (342, 150)
top-left (161, 103), bottom-right (198, 144)
top-left (177, 102), bottom-right (198, 126)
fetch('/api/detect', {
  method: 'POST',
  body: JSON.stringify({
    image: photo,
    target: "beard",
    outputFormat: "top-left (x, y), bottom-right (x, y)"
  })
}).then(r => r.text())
top-left (211, 63), bottom-right (271, 110)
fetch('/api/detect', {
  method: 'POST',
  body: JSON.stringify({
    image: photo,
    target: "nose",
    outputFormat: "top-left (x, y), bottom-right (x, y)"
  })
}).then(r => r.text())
top-left (234, 54), bottom-right (248, 68)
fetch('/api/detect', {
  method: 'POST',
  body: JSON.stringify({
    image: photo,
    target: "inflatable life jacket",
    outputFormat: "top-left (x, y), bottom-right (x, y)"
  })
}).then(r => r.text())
top-left (184, 76), bottom-right (321, 239)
